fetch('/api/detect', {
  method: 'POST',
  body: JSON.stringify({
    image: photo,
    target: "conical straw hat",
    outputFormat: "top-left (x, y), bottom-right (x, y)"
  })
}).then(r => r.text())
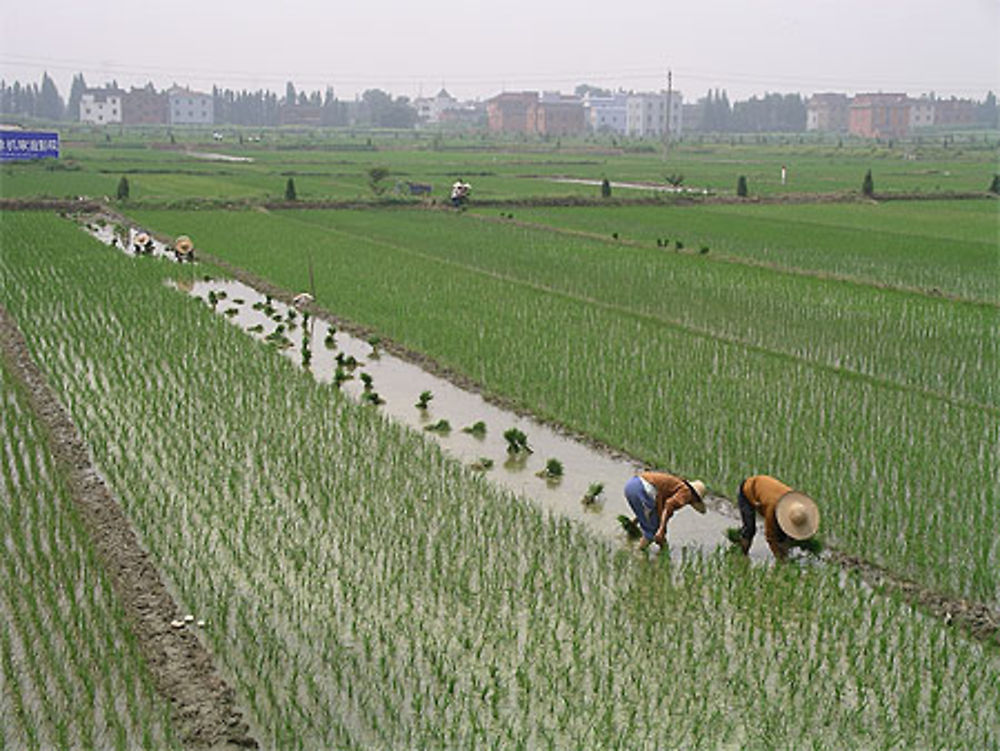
top-left (776, 491), bottom-right (819, 540)
top-left (175, 235), bottom-right (193, 255)
top-left (688, 480), bottom-right (707, 514)
top-left (135, 232), bottom-right (150, 245)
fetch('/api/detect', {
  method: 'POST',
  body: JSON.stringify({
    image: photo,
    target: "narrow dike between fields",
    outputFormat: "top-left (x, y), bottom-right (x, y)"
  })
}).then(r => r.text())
top-left (0, 305), bottom-right (259, 749)
top-left (81, 214), bottom-right (1000, 647)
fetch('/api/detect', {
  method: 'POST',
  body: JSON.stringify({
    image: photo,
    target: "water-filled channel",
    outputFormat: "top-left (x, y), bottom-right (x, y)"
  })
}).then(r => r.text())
top-left (84, 218), bottom-right (774, 560)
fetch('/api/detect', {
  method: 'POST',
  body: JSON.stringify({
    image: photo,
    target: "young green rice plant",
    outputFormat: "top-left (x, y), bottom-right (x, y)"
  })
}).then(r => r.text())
top-left (415, 390), bottom-right (434, 410)
top-left (368, 336), bottom-right (382, 357)
top-left (324, 330), bottom-right (337, 349)
top-left (461, 420), bottom-right (487, 437)
top-left (424, 419), bottom-right (451, 434)
top-left (361, 390), bottom-right (384, 405)
top-left (332, 366), bottom-right (352, 387)
top-left (536, 458), bottom-right (563, 480)
top-left (617, 515), bottom-right (642, 539)
top-left (503, 427), bottom-right (531, 454)
top-left (359, 372), bottom-right (374, 391)
top-left (469, 457), bottom-right (494, 471)
top-left (581, 482), bottom-right (604, 506)
top-left (7, 200), bottom-right (999, 747)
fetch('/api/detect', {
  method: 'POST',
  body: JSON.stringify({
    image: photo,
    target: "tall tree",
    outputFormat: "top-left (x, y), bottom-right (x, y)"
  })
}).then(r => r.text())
top-left (38, 72), bottom-right (64, 120)
top-left (285, 81), bottom-right (296, 107)
top-left (66, 73), bottom-right (86, 121)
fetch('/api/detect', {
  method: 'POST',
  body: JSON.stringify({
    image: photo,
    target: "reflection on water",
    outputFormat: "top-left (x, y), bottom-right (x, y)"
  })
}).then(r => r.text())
top-left (182, 277), bottom-right (767, 560)
top-left (78, 214), bottom-right (770, 560)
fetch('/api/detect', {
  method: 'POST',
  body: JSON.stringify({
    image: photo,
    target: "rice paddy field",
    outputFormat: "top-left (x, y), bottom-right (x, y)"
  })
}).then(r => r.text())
top-left (1, 131), bottom-right (999, 748)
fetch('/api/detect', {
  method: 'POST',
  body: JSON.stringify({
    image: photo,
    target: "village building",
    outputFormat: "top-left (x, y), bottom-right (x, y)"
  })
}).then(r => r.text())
top-left (80, 88), bottom-right (124, 124)
top-left (848, 93), bottom-right (910, 139)
top-left (583, 92), bottom-right (629, 134)
top-left (167, 86), bottom-right (214, 125)
top-left (486, 92), bottom-right (537, 134)
top-left (530, 92), bottom-right (587, 136)
top-left (806, 93), bottom-right (849, 132)
top-left (122, 85), bottom-right (168, 125)
top-left (934, 97), bottom-right (977, 128)
top-left (625, 91), bottom-right (683, 138)
top-left (415, 88), bottom-right (459, 124)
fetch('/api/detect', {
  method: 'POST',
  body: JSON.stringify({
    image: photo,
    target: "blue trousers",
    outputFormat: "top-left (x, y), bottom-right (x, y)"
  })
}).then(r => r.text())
top-left (624, 476), bottom-right (658, 541)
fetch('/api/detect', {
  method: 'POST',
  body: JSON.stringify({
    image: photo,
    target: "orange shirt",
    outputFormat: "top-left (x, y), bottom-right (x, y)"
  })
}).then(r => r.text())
top-left (641, 471), bottom-right (699, 526)
top-left (741, 475), bottom-right (792, 557)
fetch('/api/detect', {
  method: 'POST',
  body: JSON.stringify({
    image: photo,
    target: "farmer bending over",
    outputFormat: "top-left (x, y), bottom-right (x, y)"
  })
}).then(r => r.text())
top-left (624, 472), bottom-right (707, 550)
top-left (736, 475), bottom-right (819, 560)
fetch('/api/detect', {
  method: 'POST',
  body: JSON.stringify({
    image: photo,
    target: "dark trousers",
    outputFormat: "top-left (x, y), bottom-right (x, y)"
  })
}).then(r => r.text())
top-left (737, 480), bottom-right (756, 544)
top-left (738, 478), bottom-right (789, 551)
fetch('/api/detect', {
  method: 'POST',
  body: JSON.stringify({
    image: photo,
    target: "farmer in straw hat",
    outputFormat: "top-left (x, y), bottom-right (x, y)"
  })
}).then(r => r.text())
top-left (623, 471), bottom-right (708, 550)
top-left (736, 474), bottom-right (819, 560)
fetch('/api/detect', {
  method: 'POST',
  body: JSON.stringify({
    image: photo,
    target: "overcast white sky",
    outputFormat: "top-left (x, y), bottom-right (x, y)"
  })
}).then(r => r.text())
top-left (2, 0), bottom-right (998, 102)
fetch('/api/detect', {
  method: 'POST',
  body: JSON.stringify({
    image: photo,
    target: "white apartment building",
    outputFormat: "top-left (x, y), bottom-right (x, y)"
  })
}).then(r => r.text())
top-left (80, 89), bottom-right (123, 124)
top-left (626, 91), bottom-right (683, 138)
top-left (583, 93), bottom-right (629, 134)
top-left (415, 88), bottom-right (458, 123)
top-left (168, 87), bottom-right (214, 125)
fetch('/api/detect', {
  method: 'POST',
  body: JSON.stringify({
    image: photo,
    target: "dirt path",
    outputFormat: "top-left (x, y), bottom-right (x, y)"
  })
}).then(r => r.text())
top-left (0, 304), bottom-right (258, 749)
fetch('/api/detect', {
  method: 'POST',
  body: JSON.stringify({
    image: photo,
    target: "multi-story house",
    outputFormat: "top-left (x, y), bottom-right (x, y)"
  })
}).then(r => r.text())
top-left (583, 92), bottom-right (629, 134)
top-left (625, 92), bottom-right (683, 138)
top-left (80, 88), bottom-right (124, 124)
top-left (806, 93), bottom-right (849, 132)
top-left (168, 86), bottom-right (214, 125)
top-left (849, 93), bottom-right (910, 138)
top-left (122, 85), bottom-right (168, 125)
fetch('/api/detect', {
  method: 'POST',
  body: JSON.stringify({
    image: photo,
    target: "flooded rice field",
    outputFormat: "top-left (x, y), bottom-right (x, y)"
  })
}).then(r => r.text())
top-left (83, 217), bottom-right (775, 561)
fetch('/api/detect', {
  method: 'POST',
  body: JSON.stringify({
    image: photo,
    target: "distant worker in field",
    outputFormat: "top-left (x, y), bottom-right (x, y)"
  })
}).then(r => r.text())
top-left (623, 471), bottom-right (707, 550)
top-left (780, 165), bottom-right (787, 185)
top-left (450, 179), bottom-right (470, 207)
top-left (735, 474), bottom-right (819, 560)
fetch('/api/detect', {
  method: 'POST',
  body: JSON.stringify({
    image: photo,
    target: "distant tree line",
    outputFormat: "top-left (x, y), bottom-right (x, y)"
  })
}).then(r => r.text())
top-left (696, 89), bottom-right (807, 132)
top-left (1, 71), bottom-right (997, 133)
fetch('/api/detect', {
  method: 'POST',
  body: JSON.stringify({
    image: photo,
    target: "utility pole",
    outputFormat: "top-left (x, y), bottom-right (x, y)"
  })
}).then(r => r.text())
top-left (664, 69), bottom-right (673, 153)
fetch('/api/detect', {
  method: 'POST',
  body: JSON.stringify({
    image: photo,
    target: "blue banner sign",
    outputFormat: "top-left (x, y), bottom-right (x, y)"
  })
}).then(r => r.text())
top-left (1, 131), bottom-right (60, 161)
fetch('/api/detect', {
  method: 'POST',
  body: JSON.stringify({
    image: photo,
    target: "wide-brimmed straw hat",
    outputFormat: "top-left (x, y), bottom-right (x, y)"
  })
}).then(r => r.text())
top-left (688, 480), bottom-right (707, 514)
top-left (776, 491), bottom-right (820, 540)
top-left (135, 232), bottom-right (150, 245)
top-left (175, 235), bottom-right (193, 255)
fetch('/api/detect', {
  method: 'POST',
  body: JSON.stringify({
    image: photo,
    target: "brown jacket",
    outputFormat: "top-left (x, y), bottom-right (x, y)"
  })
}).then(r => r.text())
top-left (740, 475), bottom-right (792, 557)
top-left (641, 472), bottom-right (700, 536)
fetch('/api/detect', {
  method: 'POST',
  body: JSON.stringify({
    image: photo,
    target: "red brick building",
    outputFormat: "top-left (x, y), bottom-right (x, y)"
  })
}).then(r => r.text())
top-left (934, 97), bottom-right (977, 128)
top-left (849, 93), bottom-right (910, 138)
top-left (487, 92), bottom-right (537, 133)
top-left (530, 95), bottom-right (586, 136)
top-left (488, 92), bottom-right (585, 136)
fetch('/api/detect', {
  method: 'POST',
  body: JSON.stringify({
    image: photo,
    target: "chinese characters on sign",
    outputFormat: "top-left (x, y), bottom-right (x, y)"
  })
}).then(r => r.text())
top-left (1, 131), bottom-right (60, 161)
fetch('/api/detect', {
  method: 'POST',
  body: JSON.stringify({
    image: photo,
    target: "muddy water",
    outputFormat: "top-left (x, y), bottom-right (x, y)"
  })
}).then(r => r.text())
top-left (181, 277), bottom-right (772, 560)
top-left (78, 217), bottom-right (768, 559)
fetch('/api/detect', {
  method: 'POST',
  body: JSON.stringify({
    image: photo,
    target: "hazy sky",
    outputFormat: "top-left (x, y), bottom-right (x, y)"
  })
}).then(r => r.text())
top-left (2, 0), bottom-right (997, 102)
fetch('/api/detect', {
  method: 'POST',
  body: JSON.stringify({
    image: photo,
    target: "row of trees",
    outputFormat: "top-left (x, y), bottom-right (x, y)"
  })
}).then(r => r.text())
top-left (698, 89), bottom-right (807, 133)
top-left (0, 72), bottom-right (418, 128)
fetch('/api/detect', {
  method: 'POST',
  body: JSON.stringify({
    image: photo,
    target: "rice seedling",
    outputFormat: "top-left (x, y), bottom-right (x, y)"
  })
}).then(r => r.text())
top-left (536, 458), bottom-right (564, 479)
top-left (581, 482), bottom-right (604, 506)
top-left (470, 457), bottom-right (494, 471)
top-left (424, 419), bottom-right (451, 434)
top-left (461, 420), bottom-right (487, 437)
top-left (503, 428), bottom-right (532, 455)
top-left (415, 390), bottom-right (434, 410)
